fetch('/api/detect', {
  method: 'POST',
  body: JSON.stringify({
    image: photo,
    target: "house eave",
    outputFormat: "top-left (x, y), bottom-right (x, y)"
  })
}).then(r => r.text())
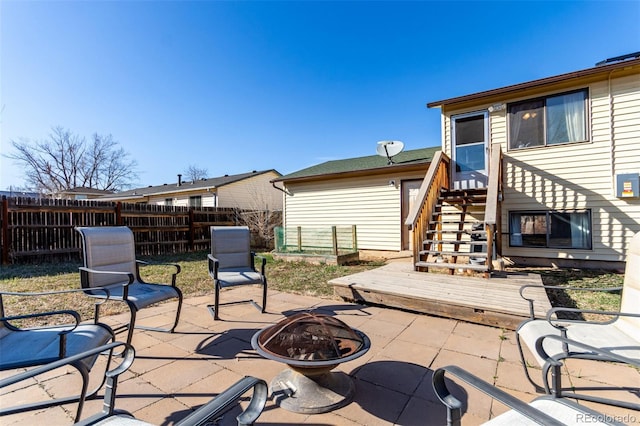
top-left (98, 194), bottom-right (147, 202)
top-left (143, 186), bottom-right (217, 197)
top-left (100, 186), bottom-right (217, 201)
top-left (427, 57), bottom-right (640, 110)
top-left (101, 170), bottom-right (280, 201)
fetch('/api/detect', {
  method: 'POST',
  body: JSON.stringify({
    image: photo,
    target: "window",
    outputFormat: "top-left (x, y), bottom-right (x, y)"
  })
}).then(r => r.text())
top-left (508, 89), bottom-right (587, 150)
top-left (509, 210), bottom-right (591, 249)
top-left (189, 195), bottom-right (201, 208)
top-left (165, 198), bottom-right (173, 206)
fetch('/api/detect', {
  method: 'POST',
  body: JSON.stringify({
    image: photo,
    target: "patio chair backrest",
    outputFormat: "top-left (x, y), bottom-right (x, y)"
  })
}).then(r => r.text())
top-left (77, 226), bottom-right (137, 288)
top-left (617, 231), bottom-right (640, 336)
top-left (211, 226), bottom-right (252, 269)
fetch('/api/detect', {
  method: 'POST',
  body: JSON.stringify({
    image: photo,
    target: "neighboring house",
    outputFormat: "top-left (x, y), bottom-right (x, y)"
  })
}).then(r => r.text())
top-left (0, 190), bottom-right (39, 199)
top-left (272, 147), bottom-right (439, 251)
top-left (56, 187), bottom-right (114, 200)
top-left (0, 187), bottom-right (112, 200)
top-left (100, 170), bottom-right (283, 210)
top-left (419, 53), bottom-right (640, 270)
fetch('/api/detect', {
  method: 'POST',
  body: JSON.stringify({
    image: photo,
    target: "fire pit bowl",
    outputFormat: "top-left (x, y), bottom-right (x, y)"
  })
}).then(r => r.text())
top-left (251, 312), bottom-right (370, 414)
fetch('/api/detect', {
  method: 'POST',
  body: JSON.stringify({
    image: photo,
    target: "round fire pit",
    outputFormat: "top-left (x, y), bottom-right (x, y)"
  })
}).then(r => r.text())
top-left (251, 312), bottom-right (370, 414)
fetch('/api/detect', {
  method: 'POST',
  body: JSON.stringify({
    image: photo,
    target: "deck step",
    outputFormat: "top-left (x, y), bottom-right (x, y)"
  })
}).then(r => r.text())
top-left (422, 249), bottom-right (487, 255)
top-left (438, 198), bottom-right (487, 205)
top-left (436, 202), bottom-right (486, 208)
top-left (438, 202), bottom-right (486, 206)
top-left (439, 193), bottom-right (487, 199)
top-left (429, 220), bottom-right (481, 225)
top-left (420, 250), bottom-right (488, 258)
top-left (423, 239), bottom-right (487, 245)
top-left (440, 188), bottom-right (487, 193)
top-left (415, 261), bottom-right (489, 271)
top-left (414, 187), bottom-right (491, 277)
top-left (426, 229), bottom-right (487, 235)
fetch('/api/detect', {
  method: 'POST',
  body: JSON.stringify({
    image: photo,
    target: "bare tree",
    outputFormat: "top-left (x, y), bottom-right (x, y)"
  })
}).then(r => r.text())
top-left (7, 127), bottom-right (138, 194)
top-left (236, 208), bottom-right (280, 250)
top-left (184, 164), bottom-right (208, 182)
top-left (230, 182), bottom-right (281, 250)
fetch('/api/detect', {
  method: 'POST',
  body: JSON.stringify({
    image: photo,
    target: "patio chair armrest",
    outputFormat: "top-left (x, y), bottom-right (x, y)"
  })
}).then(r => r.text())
top-left (177, 376), bottom-right (268, 426)
top-left (79, 267), bottom-right (135, 286)
top-left (0, 289), bottom-right (111, 331)
top-left (519, 284), bottom-right (547, 319)
top-left (1, 309), bottom-right (81, 332)
top-left (432, 365), bottom-right (564, 426)
top-left (207, 254), bottom-right (220, 280)
top-left (1, 287), bottom-right (111, 302)
top-left (79, 267), bottom-right (134, 299)
top-left (534, 334), bottom-right (640, 367)
top-left (136, 259), bottom-right (181, 273)
top-left (546, 308), bottom-right (640, 326)
top-left (519, 284), bottom-right (623, 319)
top-left (0, 341), bottom-right (133, 391)
top-left (136, 260), bottom-right (181, 286)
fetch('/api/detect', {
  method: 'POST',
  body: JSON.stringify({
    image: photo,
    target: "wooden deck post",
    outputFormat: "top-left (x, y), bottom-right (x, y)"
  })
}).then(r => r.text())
top-left (115, 202), bottom-right (123, 225)
top-left (1, 196), bottom-right (9, 265)
top-left (352, 225), bottom-right (357, 251)
top-left (332, 226), bottom-right (338, 255)
top-left (297, 226), bottom-right (302, 252)
top-left (188, 207), bottom-right (195, 251)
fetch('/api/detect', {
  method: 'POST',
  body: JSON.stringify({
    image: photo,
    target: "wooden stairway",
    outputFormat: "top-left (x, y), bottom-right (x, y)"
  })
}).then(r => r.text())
top-left (415, 188), bottom-right (492, 277)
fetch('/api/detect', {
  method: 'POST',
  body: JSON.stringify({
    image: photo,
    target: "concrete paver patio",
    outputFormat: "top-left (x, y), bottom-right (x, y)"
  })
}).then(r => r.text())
top-left (2, 287), bottom-right (639, 425)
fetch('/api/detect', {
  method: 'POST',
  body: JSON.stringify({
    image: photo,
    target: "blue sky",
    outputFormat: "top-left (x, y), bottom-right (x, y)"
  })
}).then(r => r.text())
top-left (1, 1), bottom-right (639, 190)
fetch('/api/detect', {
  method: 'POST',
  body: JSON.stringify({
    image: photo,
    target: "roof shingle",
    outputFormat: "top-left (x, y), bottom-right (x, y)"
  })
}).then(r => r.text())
top-left (104, 169), bottom-right (280, 198)
top-left (276, 147), bottom-right (439, 182)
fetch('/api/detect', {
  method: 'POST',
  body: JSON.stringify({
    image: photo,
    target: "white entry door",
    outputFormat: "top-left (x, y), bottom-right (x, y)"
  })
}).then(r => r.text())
top-left (451, 111), bottom-right (489, 189)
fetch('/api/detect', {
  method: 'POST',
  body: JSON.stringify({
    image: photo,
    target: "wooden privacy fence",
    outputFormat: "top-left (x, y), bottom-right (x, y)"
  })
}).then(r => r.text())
top-left (0, 197), bottom-right (281, 264)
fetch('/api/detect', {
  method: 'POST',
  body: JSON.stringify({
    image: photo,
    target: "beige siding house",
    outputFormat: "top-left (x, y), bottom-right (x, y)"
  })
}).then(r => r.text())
top-left (100, 170), bottom-right (283, 211)
top-left (427, 54), bottom-right (640, 268)
top-left (56, 187), bottom-right (114, 200)
top-left (273, 148), bottom-right (438, 251)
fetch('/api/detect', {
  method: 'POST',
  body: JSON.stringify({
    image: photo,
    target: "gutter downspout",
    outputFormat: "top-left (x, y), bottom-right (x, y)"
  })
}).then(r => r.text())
top-left (271, 181), bottom-right (292, 196)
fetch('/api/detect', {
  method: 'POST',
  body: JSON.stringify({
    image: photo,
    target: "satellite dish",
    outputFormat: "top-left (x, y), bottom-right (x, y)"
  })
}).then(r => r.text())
top-left (376, 140), bottom-right (404, 164)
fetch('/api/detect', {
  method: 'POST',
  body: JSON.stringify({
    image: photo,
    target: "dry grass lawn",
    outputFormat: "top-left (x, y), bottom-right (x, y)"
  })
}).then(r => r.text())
top-left (0, 252), bottom-right (623, 326)
top-left (0, 251), bottom-right (384, 325)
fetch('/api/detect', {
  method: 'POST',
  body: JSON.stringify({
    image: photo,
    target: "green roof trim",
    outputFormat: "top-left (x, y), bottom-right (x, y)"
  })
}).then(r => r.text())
top-left (277, 147), bottom-right (440, 181)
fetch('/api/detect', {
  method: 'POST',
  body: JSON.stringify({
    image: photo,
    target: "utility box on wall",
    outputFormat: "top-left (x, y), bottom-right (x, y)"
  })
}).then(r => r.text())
top-left (616, 173), bottom-right (640, 198)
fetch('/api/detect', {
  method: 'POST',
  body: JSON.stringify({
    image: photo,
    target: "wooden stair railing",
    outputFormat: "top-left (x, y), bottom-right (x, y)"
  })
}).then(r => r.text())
top-left (405, 151), bottom-right (451, 269)
top-left (484, 143), bottom-right (504, 274)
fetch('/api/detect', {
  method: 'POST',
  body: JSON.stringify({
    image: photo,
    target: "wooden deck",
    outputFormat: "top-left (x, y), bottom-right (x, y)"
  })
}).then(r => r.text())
top-left (329, 261), bottom-right (551, 330)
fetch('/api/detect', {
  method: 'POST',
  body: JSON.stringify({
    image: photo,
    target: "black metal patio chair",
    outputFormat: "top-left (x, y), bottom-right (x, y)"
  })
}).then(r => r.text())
top-left (76, 226), bottom-right (183, 346)
top-left (0, 342), bottom-right (269, 426)
top-left (432, 364), bottom-right (627, 425)
top-left (516, 231), bottom-right (640, 410)
top-left (0, 289), bottom-right (115, 422)
top-left (207, 226), bottom-right (267, 320)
